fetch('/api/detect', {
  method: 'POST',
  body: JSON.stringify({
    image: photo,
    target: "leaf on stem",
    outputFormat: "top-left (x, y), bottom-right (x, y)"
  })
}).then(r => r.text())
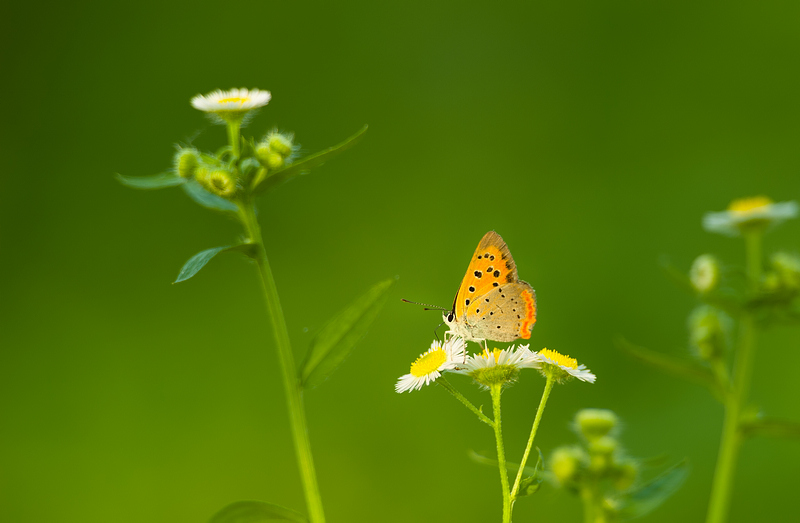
top-left (741, 417), bottom-right (800, 440)
top-left (516, 448), bottom-right (544, 497)
top-left (254, 125), bottom-right (368, 195)
top-left (615, 337), bottom-right (726, 401)
top-left (616, 459), bottom-right (689, 520)
top-left (175, 244), bottom-right (255, 283)
top-left (182, 179), bottom-right (239, 212)
top-left (116, 171), bottom-right (185, 189)
top-left (208, 500), bottom-right (308, 523)
top-left (298, 276), bottom-right (395, 389)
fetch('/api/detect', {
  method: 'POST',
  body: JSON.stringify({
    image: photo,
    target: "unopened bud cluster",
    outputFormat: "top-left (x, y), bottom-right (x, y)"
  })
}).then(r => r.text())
top-left (550, 409), bottom-right (638, 499)
top-left (763, 252), bottom-right (800, 296)
top-left (688, 305), bottom-right (729, 362)
top-left (172, 131), bottom-right (296, 200)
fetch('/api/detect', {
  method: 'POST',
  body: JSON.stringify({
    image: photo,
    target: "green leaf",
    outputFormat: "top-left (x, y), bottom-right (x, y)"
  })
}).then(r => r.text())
top-left (182, 179), bottom-right (239, 213)
top-left (174, 244), bottom-right (255, 283)
top-left (617, 459), bottom-right (689, 520)
top-left (209, 500), bottom-right (307, 523)
top-left (299, 275), bottom-right (394, 389)
top-left (116, 171), bottom-right (185, 189)
top-left (741, 417), bottom-right (800, 440)
top-left (615, 337), bottom-right (726, 401)
top-left (254, 125), bottom-right (368, 195)
top-left (517, 448), bottom-right (544, 497)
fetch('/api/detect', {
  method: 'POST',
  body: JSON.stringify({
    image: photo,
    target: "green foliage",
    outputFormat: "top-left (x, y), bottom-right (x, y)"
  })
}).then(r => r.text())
top-left (741, 417), bottom-right (800, 440)
top-left (174, 244), bottom-right (255, 283)
top-left (209, 501), bottom-right (308, 523)
top-left (299, 276), bottom-right (395, 389)
top-left (616, 460), bottom-right (689, 520)
top-left (181, 179), bottom-right (239, 212)
top-left (254, 125), bottom-right (368, 195)
top-left (116, 171), bottom-right (185, 189)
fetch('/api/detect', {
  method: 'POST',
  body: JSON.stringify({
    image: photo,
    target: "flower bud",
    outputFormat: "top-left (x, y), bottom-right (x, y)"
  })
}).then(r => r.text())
top-left (267, 131), bottom-right (294, 157)
top-left (688, 305), bottom-right (729, 362)
top-left (770, 252), bottom-right (800, 291)
top-left (201, 169), bottom-right (237, 198)
top-left (175, 148), bottom-right (200, 178)
top-left (690, 254), bottom-right (720, 294)
top-left (575, 409), bottom-right (619, 441)
top-left (588, 436), bottom-right (617, 473)
top-left (612, 459), bottom-right (638, 491)
top-left (550, 446), bottom-right (585, 486)
top-left (256, 144), bottom-right (285, 170)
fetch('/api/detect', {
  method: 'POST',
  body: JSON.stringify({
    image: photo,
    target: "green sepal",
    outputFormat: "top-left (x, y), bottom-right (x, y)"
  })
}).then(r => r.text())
top-left (181, 180), bottom-right (239, 213)
top-left (254, 125), bottom-right (368, 195)
top-left (616, 459), bottom-right (689, 520)
top-left (615, 337), bottom-right (726, 401)
top-left (208, 500), bottom-right (308, 523)
top-left (116, 171), bottom-right (185, 189)
top-left (298, 276), bottom-right (395, 389)
top-left (174, 244), bottom-right (256, 283)
top-left (240, 158), bottom-right (261, 178)
top-left (741, 416), bottom-right (800, 440)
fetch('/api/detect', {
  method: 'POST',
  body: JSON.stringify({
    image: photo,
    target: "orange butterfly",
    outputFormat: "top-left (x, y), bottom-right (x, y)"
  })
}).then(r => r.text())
top-left (443, 231), bottom-right (537, 346)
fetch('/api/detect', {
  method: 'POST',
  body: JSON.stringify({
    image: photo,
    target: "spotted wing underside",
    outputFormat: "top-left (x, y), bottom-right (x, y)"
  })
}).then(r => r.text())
top-left (465, 281), bottom-right (537, 341)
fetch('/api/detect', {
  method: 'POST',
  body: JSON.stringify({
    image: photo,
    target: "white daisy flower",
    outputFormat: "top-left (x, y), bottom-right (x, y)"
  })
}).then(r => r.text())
top-left (703, 196), bottom-right (798, 236)
top-left (191, 88), bottom-right (271, 114)
top-left (453, 344), bottom-right (540, 388)
top-left (395, 337), bottom-right (466, 393)
top-left (534, 348), bottom-right (595, 383)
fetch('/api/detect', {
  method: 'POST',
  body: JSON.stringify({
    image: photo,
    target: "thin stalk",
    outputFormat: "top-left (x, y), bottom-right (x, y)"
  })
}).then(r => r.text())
top-left (239, 201), bottom-right (326, 523)
top-left (490, 384), bottom-right (512, 523)
top-left (706, 231), bottom-right (762, 523)
top-left (511, 374), bottom-right (555, 502)
top-left (227, 119), bottom-right (242, 158)
top-left (437, 378), bottom-right (494, 427)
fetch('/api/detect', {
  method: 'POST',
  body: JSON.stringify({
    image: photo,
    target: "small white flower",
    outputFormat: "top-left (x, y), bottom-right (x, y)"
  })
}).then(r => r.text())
top-left (690, 254), bottom-right (720, 294)
top-left (455, 344), bottom-right (540, 374)
top-left (191, 88), bottom-right (271, 114)
top-left (534, 348), bottom-right (595, 383)
top-left (395, 338), bottom-right (466, 393)
top-left (703, 196), bottom-right (798, 236)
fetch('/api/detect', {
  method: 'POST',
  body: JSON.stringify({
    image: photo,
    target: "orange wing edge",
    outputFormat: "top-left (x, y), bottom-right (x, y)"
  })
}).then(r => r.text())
top-left (518, 288), bottom-right (537, 339)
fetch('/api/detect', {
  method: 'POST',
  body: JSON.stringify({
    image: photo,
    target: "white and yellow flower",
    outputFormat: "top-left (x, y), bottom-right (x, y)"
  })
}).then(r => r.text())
top-left (534, 348), bottom-right (595, 383)
top-left (191, 88), bottom-right (271, 117)
top-left (703, 196), bottom-right (798, 236)
top-left (395, 337), bottom-right (466, 393)
top-left (454, 344), bottom-right (540, 388)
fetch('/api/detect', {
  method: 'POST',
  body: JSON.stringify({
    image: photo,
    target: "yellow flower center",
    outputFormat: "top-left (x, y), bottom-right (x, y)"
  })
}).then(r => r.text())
top-left (728, 196), bottom-right (772, 214)
top-left (410, 348), bottom-right (446, 377)
top-left (217, 97), bottom-right (250, 105)
top-left (539, 348), bottom-right (578, 369)
top-left (478, 348), bottom-right (504, 360)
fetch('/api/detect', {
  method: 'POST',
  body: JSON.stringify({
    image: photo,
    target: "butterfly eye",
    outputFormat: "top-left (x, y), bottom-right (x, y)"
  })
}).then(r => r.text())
top-left (447, 312), bottom-right (454, 322)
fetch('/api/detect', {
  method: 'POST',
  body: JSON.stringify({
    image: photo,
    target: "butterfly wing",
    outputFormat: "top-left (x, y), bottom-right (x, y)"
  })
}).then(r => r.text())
top-left (453, 231), bottom-right (520, 318)
top-left (464, 281), bottom-right (537, 342)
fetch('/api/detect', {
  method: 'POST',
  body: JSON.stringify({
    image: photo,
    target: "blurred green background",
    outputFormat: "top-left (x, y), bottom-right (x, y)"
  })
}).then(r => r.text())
top-left (2, 1), bottom-right (799, 521)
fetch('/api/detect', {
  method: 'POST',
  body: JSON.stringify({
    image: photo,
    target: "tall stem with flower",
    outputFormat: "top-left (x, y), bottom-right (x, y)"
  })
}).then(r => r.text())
top-left (119, 88), bottom-right (391, 523)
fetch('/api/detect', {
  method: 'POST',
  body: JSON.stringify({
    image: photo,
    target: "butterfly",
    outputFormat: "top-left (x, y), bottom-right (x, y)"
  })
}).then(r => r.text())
top-left (443, 231), bottom-right (537, 346)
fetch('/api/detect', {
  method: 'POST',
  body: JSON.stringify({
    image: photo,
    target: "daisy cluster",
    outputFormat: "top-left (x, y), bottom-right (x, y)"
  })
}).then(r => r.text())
top-left (396, 338), bottom-right (595, 393)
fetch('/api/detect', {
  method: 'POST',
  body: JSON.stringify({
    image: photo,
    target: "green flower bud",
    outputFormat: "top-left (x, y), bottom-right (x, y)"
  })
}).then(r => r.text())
top-left (690, 254), bottom-right (720, 294)
top-left (612, 459), bottom-right (638, 491)
top-left (175, 148), bottom-right (200, 179)
top-left (575, 409), bottom-right (619, 441)
top-left (688, 305), bottom-right (729, 362)
top-left (256, 144), bottom-right (285, 170)
top-left (267, 131), bottom-right (294, 157)
top-left (588, 436), bottom-right (617, 473)
top-left (771, 252), bottom-right (800, 291)
top-left (201, 169), bottom-right (237, 198)
top-left (550, 446), bottom-right (585, 486)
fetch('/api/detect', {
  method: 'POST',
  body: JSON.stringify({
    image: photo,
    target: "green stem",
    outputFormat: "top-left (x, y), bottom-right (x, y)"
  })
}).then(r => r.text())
top-left (227, 119), bottom-right (242, 158)
top-left (490, 384), bottom-right (512, 523)
top-left (580, 485), bottom-right (595, 523)
top-left (239, 201), bottom-right (326, 523)
top-left (510, 374), bottom-right (554, 502)
top-left (706, 232), bottom-right (762, 523)
top-left (437, 378), bottom-right (494, 427)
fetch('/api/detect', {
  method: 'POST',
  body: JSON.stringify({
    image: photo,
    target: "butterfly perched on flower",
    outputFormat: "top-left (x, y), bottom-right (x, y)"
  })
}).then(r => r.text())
top-left (443, 231), bottom-right (537, 346)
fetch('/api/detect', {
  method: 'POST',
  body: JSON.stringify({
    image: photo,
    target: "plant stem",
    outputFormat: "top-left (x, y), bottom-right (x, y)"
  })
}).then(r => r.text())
top-left (490, 384), bottom-right (512, 523)
top-left (227, 119), bottom-right (242, 158)
top-left (437, 378), bottom-right (494, 427)
top-left (511, 374), bottom-right (554, 502)
top-left (706, 231), bottom-right (762, 523)
top-left (239, 200), bottom-right (326, 523)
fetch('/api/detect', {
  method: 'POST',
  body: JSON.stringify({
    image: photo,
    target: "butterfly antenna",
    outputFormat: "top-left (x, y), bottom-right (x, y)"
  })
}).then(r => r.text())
top-left (401, 298), bottom-right (448, 311)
